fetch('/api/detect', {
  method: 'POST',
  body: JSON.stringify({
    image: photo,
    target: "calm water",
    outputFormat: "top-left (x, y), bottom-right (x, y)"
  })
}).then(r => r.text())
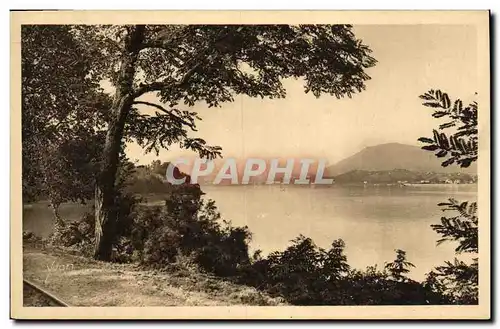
top-left (23, 184), bottom-right (477, 280)
top-left (201, 184), bottom-right (478, 280)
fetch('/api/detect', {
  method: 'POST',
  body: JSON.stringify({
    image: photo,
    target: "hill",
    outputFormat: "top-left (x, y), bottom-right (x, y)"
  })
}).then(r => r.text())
top-left (326, 143), bottom-right (477, 176)
top-left (124, 162), bottom-right (192, 195)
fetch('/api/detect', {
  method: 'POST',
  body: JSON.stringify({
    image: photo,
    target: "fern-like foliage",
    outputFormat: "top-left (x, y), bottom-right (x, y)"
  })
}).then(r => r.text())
top-left (418, 89), bottom-right (478, 168)
top-left (418, 89), bottom-right (479, 305)
top-left (425, 258), bottom-right (478, 305)
top-left (384, 249), bottom-right (415, 282)
top-left (432, 198), bottom-right (478, 254)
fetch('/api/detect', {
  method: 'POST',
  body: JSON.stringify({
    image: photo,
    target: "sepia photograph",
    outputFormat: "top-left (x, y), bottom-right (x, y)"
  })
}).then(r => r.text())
top-left (10, 10), bottom-right (490, 320)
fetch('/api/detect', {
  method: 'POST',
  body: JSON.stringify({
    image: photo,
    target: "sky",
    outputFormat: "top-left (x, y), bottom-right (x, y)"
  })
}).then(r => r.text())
top-left (126, 24), bottom-right (478, 166)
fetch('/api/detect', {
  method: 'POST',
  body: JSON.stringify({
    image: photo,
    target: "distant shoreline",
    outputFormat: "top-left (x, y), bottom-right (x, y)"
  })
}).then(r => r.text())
top-left (198, 182), bottom-right (478, 188)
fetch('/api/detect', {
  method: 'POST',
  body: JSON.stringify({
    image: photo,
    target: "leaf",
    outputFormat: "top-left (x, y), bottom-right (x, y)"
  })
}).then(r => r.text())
top-left (422, 145), bottom-right (439, 151)
top-left (442, 93), bottom-right (451, 108)
top-left (433, 129), bottom-right (440, 142)
top-left (436, 90), bottom-right (442, 99)
top-left (432, 111), bottom-right (449, 118)
top-left (423, 102), bottom-right (442, 108)
top-left (439, 122), bottom-right (455, 130)
top-left (453, 99), bottom-right (463, 113)
top-left (439, 132), bottom-right (450, 149)
top-left (436, 150), bottom-right (448, 158)
top-left (441, 158), bottom-right (455, 167)
top-left (418, 137), bottom-right (434, 144)
top-left (419, 94), bottom-right (434, 100)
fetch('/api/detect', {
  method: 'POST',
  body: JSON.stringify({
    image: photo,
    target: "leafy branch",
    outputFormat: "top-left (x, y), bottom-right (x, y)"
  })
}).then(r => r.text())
top-left (126, 106), bottom-right (222, 159)
top-left (132, 101), bottom-right (198, 131)
top-left (432, 198), bottom-right (478, 254)
top-left (425, 258), bottom-right (478, 305)
top-left (384, 249), bottom-right (415, 282)
top-left (418, 89), bottom-right (478, 168)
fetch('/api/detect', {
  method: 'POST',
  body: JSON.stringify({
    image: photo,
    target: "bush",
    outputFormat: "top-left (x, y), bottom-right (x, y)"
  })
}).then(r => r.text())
top-left (48, 190), bottom-right (141, 260)
top-left (45, 182), bottom-right (253, 272)
top-left (48, 212), bottom-right (94, 247)
top-left (23, 230), bottom-right (46, 249)
top-left (238, 236), bottom-right (449, 305)
top-left (134, 184), bottom-right (252, 276)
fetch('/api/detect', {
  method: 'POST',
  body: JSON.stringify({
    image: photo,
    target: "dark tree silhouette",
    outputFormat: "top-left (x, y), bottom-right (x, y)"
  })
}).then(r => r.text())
top-left (418, 89), bottom-right (479, 304)
top-left (21, 25), bottom-right (110, 229)
top-left (66, 25), bottom-right (377, 260)
top-left (418, 89), bottom-right (477, 168)
top-left (384, 249), bottom-right (415, 282)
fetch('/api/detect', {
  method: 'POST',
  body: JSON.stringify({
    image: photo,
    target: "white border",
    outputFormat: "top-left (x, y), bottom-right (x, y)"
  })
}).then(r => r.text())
top-left (3, 2), bottom-right (498, 328)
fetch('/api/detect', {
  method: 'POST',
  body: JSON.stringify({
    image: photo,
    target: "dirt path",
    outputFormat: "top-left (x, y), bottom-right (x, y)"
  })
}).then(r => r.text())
top-left (23, 245), bottom-right (283, 307)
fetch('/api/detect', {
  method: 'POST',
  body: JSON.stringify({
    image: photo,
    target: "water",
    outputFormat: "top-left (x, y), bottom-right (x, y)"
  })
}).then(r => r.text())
top-left (23, 184), bottom-right (477, 281)
top-left (201, 184), bottom-right (477, 280)
top-left (23, 201), bottom-right (92, 238)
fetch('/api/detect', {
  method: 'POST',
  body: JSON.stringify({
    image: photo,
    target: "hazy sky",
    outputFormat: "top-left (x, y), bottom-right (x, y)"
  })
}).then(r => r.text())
top-left (127, 24), bottom-right (478, 166)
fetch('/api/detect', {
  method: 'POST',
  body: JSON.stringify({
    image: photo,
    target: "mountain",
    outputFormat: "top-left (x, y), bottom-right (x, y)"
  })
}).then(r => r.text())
top-left (326, 143), bottom-right (477, 176)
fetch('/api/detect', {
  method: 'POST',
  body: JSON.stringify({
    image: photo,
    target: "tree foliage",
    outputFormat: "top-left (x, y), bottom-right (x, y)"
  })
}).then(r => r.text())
top-left (71, 24), bottom-right (377, 158)
top-left (21, 25), bottom-right (110, 206)
top-left (417, 89), bottom-right (478, 168)
top-left (433, 199), bottom-right (478, 254)
top-left (60, 24), bottom-right (378, 260)
top-left (418, 89), bottom-right (479, 304)
top-left (240, 238), bottom-right (443, 305)
top-left (425, 258), bottom-right (478, 305)
top-left (384, 249), bottom-right (415, 282)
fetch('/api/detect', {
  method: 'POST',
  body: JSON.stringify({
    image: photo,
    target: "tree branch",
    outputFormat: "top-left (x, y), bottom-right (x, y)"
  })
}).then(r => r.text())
top-left (139, 41), bottom-right (184, 67)
top-left (132, 101), bottom-right (197, 130)
top-left (132, 61), bottom-right (201, 98)
top-left (133, 26), bottom-right (245, 99)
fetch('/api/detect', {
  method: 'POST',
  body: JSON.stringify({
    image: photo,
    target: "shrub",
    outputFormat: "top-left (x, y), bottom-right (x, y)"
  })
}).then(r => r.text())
top-left (238, 237), bottom-right (449, 305)
top-left (23, 230), bottom-right (46, 249)
top-left (47, 190), bottom-right (140, 260)
top-left (135, 184), bottom-right (252, 276)
top-left (48, 211), bottom-right (94, 247)
top-left (45, 182), bottom-right (253, 272)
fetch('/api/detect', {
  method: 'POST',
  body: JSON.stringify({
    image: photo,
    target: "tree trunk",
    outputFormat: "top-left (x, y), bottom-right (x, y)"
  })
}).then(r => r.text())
top-left (50, 202), bottom-right (65, 231)
top-left (93, 25), bottom-right (145, 261)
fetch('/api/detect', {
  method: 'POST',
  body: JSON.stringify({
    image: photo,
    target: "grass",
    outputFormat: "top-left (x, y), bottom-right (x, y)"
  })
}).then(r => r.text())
top-left (23, 242), bottom-right (285, 307)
